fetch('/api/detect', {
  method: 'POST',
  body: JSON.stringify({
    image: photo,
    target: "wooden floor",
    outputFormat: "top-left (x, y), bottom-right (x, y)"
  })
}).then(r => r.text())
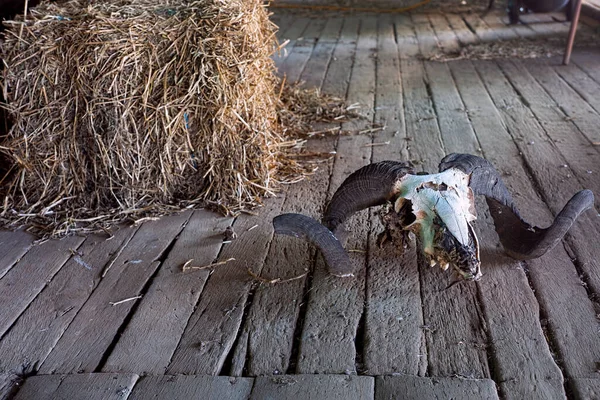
top-left (2, 9), bottom-right (600, 400)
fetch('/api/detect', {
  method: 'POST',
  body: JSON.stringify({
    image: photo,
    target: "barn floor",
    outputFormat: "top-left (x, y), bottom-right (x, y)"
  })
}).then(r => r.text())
top-left (2, 8), bottom-right (600, 400)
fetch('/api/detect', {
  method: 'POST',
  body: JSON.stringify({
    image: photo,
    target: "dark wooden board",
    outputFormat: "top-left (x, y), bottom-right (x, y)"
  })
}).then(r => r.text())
top-left (166, 196), bottom-right (287, 375)
top-left (445, 14), bottom-right (478, 46)
top-left (394, 14), bottom-right (419, 59)
top-left (230, 13), bottom-right (345, 377)
top-left (102, 210), bottom-right (232, 375)
top-left (471, 59), bottom-right (600, 380)
top-left (362, 14), bottom-right (422, 376)
top-left (0, 234), bottom-right (84, 338)
top-left (0, 374), bottom-right (20, 400)
top-left (412, 13), bottom-right (439, 58)
top-left (428, 14), bottom-right (460, 53)
top-left (250, 375), bottom-right (374, 400)
top-left (401, 43), bottom-right (489, 379)
top-left (38, 211), bottom-right (192, 374)
top-left (0, 226), bottom-right (137, 374)
top-left (274, 17), bottom-right (312, 71)
top-left (128, 375), bottom-right (253, 400)
top-left (462, 14), bottom-right (497, 42)
top-left (495, 59), bottom-right (600, 198)
top-left (520, 57), bottom-right (600, 145)
top-left (571, 378), bottom-right (600, 400)
top-left (375, 376), bottom-right (499, 400)
top-left (480, 13), bottom-right (521, 40)
top-left (0, 229), bottom-right (34, 280)
top-left (299, 17), bottom-right (344, 89)
top-left (553, 59), bottom-right (600, 118)
top-left (279, 18), bottom-right (327, 85)
top-left (295, 14), bottom-right (377, 375)
top-left (572, 50), bottom-right (600, 87)
top-left (448, 58), bottom-right (570, 400)
top-left (321, 16), bottom-right (361, 97)
top-left (14, 373), bottom-right (138, 400)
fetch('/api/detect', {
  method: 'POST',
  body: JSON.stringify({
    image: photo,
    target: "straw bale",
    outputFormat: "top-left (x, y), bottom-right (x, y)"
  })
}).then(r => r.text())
top-left (0, 0), bottom-right (349, 236)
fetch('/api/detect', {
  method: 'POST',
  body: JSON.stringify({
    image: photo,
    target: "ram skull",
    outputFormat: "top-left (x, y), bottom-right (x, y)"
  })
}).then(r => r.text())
top-left (273, 153), bottom-right (594, 280)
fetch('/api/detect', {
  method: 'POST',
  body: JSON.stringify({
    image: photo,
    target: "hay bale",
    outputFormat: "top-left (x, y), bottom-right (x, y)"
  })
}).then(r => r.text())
top-left (0, 0), bottom-right (304, 235)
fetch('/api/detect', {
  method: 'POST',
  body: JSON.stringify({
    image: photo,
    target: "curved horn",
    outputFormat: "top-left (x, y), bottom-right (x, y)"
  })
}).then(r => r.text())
top-left (439, 153), bottom-right (595, 259)
top-left (323, 161), bottom-right (414, 232)
top-left (273, 213), bottom-right (354, 277)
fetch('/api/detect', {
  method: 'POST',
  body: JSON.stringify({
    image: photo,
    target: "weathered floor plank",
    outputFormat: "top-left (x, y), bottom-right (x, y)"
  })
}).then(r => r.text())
top-left (0, 230), bottom-right (34, 280)
top-left (412, 13), bottom-right (439, 58)
top-left (375, 376), bottom-right (499, 400)
top-left (0, 226), bottom-right (137, 374)
top-left (278, 18), bottom-right (327, 84)
top-left (402, 44), bottom-right (489, 379)
top-left (473, 59), bottom-right (600, 381)
top-left (521, 57), bottom-right (600, 145)
top-left (230, 12), bottom-right (348, 378)
top-left (428, 14), bottom-right (460, 53)
top-left (0, 374), bottom-right (20, 400)
top-left (296, 14), bottom-right (377, 375)
top-left (128, 375), bottom-right (253, 400)
top-left (166, 197), bottom-right (286, 375)
top-left (14, 374), bottom-right (138, 400)
top-left (571, 378), bottom-right (600, 400)
top-left (250, 375), bottom-right (374, 400)
top-left (38, 211), bottom-right (192, 374)
top-left (274, 17), bottom-right (311, 71)
top-left (449, 59), bottom-right (567, 400)
top-left (445, 14), bottom-right (478, 46)
top-left (299, 17), bottom-right (344, 89)
top-left (0, 235), bottom-right (84, 339)
top-left (362, 14), bottom-right (422, 377)
top-left (102, 210), bottom-right (232, 375)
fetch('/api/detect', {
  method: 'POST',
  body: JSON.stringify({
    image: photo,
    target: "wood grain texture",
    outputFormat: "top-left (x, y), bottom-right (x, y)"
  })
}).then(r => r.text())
top-left (469, 59), bottom-right (600, 380)
top-left (0, 374), bottom-right (20, 400)
top-left (0, 235), bottom-right (84, 338)
top-left (444, 14), bottom-right (478, 46)
top-left (279, 18), bottom-right (327, 84)
top-left (250, 375), bottom-right (374, 400)
top-left (412, 13), bottom-right (439, 58)
top-left (403, 45), bottom-right (489, 380)
top-left (231, 13), bottom-right (344, 377)
top-left (362, 14), bottom-right (422, 376)
top-left (274, 17), bottom-right (311, 71)
top-left (166, 197), bottom-right (286, 375)
top-left (0, 229), bottom-right (34, 280)
top-left (0, 226), bottom-right (137, 374)
top-left (102, 210), bottom-right (232, 375)
top-left (449, 59), bottom-right (569, 399)
top-left (38, 211), bottom-right (191, 374)
top-left (296, 14), bottom-right (377, 375)
top-left (128, 375), bottom-right (253, 400)
top-left (570, 378), bottom-right (600, 400)
top-left (14, 374), bottom-right (138, 400)
top-left (375, 376), bottom-right (499, 400)
top-left (428, 14), bottom-right (460, 53)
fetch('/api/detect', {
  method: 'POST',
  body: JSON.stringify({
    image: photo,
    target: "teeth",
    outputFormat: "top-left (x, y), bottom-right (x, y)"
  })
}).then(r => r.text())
top-left (441, 263), bottom-right (450, 271)
top-left (429, 259), bottom-right (437, 268)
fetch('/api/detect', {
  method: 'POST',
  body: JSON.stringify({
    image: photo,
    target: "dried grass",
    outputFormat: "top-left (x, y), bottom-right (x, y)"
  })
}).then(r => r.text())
top-left (0, 0), bottom-right (355, 237)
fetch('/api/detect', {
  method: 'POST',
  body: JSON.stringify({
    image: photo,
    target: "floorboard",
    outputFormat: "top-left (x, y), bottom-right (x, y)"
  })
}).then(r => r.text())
top-left (250, 375), bottom-right (374, 400)
top-left (375, 376), bottom-right (499, 400)
top-left (102, 210), bottom-right (232, 375)
top-left (0, 226), bottom-right (137, 374)
top-left (38, 211), bottom-right (192, 374)
top-left (13, 373), bottom-right (138, 400)
top-left (448, 59), bottom-right (568, 400)
top-left (1, 9), bottom-right (600, 399)
top-left (128, 375), bottom-right (253, 400)
top-left (296, 14), bottom-right (378, 375)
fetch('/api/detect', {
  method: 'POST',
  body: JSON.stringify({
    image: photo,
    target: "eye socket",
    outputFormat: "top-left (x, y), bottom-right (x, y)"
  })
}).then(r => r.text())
top-left (396, 198), bottom-right (416, 226)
